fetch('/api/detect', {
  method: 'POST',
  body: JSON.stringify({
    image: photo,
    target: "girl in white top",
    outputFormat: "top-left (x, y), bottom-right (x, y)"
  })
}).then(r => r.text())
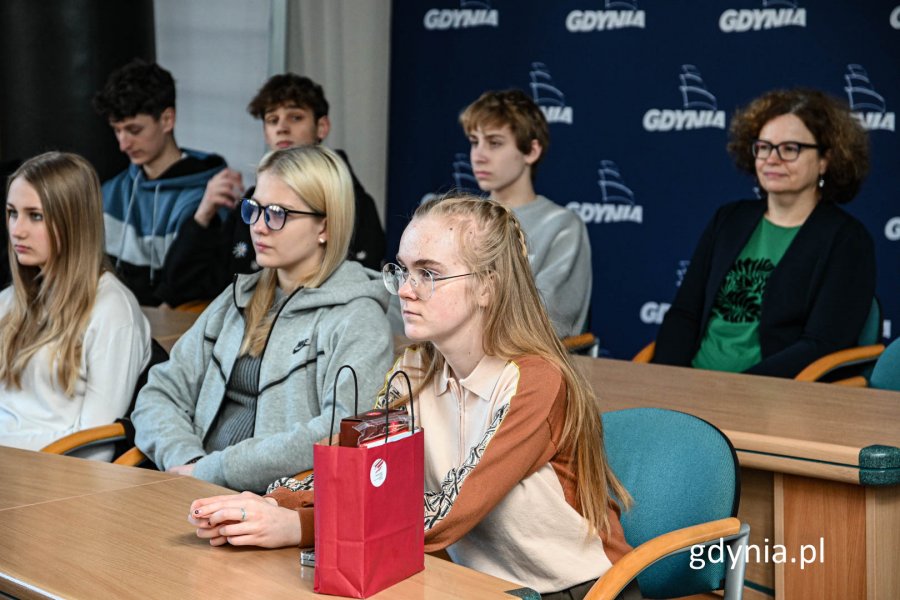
top-left (0, 152), bottom-right (151, 460)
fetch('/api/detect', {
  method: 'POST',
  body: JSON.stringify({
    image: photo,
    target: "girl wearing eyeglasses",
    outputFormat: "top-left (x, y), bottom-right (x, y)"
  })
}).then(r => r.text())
top-left (132, 146), bottom-right (392, 491)
top-left (189, 194), bottom-right (632, 599)
top-left (653, 88), bottom-right (876, 378)
top-left (0, 152), bottom-right (151, 459)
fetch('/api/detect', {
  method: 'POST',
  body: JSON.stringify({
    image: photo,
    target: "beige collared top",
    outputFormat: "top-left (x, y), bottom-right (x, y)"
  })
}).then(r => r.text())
top-left (391, 347), bottom-right (629, 593)
top-left (268, 346), bottom-right (630, 594)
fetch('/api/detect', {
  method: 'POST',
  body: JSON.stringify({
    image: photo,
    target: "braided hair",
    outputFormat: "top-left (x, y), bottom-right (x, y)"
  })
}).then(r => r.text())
top-left (402, 192), bottom-right (631, 537)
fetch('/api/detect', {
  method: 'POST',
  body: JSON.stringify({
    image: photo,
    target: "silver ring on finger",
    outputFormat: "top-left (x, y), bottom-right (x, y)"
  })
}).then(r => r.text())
top-left (240, 507), bottom-right (247, 521)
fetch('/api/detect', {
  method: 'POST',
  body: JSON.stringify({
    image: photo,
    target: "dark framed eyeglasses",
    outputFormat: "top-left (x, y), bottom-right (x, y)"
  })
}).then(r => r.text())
top-left (751, 140), bottom-right (821, 162)
top-left (241, 198), bottom-right (324, 231)
top-left (382, 262), bottom-right (475, 301)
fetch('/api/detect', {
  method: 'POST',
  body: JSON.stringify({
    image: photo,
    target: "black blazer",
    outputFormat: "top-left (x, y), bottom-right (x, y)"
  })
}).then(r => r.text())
top-left (653, 199), bottom-right (876, 378)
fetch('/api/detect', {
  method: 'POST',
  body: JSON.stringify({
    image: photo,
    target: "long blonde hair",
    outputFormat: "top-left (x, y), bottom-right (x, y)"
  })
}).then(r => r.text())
top-left (402, 194), bottom-right (630, 536)
top-left (240, 145), bottom-right (355, 356)
top-left (0, 152), bottom-right (107, 395)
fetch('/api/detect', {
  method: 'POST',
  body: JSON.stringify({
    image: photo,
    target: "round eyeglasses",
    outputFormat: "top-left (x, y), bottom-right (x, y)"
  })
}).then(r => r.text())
top-left (751, 140), bottom-right (821, 162)
top-left (241, 198), bottom-right (324, 231)
top-left (382, 263), bottom-right (475, 301)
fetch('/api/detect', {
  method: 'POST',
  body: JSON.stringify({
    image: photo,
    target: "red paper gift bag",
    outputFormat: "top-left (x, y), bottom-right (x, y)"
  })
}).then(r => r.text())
top-left (313, 368), bottom-right (424, 598)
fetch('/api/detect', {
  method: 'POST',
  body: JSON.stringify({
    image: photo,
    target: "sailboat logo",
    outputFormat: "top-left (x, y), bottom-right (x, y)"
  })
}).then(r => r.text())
top-left (676, 260), bottom-right (690, 287)
top-left (844, 65), bottom-right (894, 132)
top-left (451, 153), bottom-right (482, 193)
top-left (418, 152), bottom-right (484, 205)
top-left (679, 65), bottom-right (717, 111)
top-left (566, 160), bottom-right (643, 224)
top-left (597, 161), bottom-right (635, 205)
top-left (529, 62), bottom-right (573, 124)
top-left (644, 65), bottom-right (726, 131)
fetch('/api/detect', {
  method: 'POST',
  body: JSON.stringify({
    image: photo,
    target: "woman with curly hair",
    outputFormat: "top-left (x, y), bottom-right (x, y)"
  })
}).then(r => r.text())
top-left (653, 88), bottom-right (876, 378)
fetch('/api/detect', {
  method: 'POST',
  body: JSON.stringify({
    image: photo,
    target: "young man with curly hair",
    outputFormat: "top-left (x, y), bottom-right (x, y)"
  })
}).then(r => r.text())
top-left (163, 74), bottom-right (386, 303)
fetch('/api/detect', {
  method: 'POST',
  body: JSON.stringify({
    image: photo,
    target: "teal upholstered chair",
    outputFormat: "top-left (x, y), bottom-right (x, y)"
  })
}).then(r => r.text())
top-left (587, 408), bottom-right (749, 600)
top-left (870, 337), bottom-right (900, 391)
top-left (794, 297), bottom-right (883, 383)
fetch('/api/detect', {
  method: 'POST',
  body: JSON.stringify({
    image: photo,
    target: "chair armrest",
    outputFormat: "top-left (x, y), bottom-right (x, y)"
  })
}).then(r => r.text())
top-left (794, 344), bottom-right (885, 382)
top-left (833, 376), bottom-right (868, 387)
top-left (174, 299), bottom-right (210, 313)
top-left (563, 333), bottom-right (597, 353)
top-left (584, 517), bottom-right (742, 600)
top-left (40, 423), bottom-right (127, 455)
top-left (632, 342), bottom-right (655, 363)
top-left (113, 447), bottom-right (148, 466)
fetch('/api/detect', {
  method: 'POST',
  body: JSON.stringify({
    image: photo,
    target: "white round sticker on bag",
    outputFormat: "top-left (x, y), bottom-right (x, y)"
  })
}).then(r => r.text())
top-left (370, 458), bottom-right (387, 487)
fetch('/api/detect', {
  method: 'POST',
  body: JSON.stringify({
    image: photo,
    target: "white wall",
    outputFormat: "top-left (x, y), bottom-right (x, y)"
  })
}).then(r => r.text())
top-left (155, 0), bottom-right (391, 223)
top-left (155, 0), bottom-right (271, 188)
top-left (287, 0), bottom-right (392, 224)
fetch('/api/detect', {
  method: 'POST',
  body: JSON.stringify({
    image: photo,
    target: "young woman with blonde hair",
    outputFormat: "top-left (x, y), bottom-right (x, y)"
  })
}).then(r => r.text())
top-left (189, 194), bottom-right (631, 599)
top-left (0, 151), bottom-right (151, 459)
top-left (132, 145), bottom-right (392, 492)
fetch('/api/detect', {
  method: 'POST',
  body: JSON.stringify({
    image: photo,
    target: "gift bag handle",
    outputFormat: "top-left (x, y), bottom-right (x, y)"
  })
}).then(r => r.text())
top-left (384, 370), bottom-right (416, 442)
top-left (329, 364), bottom-right (358, 446)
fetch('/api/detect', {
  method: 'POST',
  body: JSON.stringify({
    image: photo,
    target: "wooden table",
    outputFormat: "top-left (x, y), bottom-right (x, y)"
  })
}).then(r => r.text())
top-left (574, 357), bottom-right (900, 600)
top-left (141, 306), bottom-right (201, 352)
top-left (0, 447), bottom-right (538, 600)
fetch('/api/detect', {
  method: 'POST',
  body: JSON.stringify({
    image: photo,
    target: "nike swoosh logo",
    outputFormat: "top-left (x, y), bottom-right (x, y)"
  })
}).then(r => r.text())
top-left (293, 339), bottom-right (310, 354)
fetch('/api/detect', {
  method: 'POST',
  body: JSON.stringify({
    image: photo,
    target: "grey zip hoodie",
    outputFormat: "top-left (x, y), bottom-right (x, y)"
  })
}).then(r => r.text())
top-left (132, 261), bottom-right (393, 491)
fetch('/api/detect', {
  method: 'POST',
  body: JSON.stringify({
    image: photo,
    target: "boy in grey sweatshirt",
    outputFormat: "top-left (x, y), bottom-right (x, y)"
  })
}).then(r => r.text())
top-left (460, 89), bottom-right (592, 338)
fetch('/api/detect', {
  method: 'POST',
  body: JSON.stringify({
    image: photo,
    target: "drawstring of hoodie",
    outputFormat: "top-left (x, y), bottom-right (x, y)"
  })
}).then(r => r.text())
top-left (149, 184), bottom-right (160, 284)
top-left (115, 174), bottom-right (162, 284)
top-left (116, 173), bottom-right (141, 272)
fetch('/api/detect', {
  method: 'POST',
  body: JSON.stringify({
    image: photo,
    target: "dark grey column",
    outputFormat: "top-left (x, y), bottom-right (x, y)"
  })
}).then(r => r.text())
top-left (0, 0), bottom-right (155, 181)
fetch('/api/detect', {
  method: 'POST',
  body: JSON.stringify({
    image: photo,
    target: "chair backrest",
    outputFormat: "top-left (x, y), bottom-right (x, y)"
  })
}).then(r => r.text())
top-left (870, 337), bottom-right (900, 391)
top-left (114, 338), bottom-right (169, 456)
top-left (858, 297), bottom-right (882, 346)
top-left (128, 338), bottom-right (170, 414)
top-left (602, 408), bottom-right (740, 598)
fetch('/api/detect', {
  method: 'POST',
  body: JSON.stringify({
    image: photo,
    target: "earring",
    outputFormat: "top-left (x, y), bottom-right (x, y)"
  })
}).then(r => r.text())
top-left (318, 238), bottom-right (326, 245)
top-left (818, 175), bottom-right (825, 189)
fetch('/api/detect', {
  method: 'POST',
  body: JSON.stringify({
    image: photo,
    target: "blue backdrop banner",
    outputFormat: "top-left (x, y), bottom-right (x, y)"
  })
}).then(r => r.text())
top-left (387, 0), bottom-right (899, 359)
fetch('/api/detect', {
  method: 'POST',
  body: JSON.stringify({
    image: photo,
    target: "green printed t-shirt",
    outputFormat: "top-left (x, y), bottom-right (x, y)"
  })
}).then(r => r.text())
top-left (692, 218), bottom-right (801, 373)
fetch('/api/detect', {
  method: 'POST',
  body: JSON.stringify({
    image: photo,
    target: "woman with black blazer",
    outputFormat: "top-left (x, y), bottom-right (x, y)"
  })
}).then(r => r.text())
top-left (654, 88), bottom-right (876, 378)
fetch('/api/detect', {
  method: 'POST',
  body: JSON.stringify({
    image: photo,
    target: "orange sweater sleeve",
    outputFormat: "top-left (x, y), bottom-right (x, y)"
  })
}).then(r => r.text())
top-left (265, 487), bottom-right (315, 547)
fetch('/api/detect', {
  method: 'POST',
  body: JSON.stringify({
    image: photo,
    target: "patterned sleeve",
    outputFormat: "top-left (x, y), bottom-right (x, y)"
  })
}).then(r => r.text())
top-left (423, 403), bottom-right (511, 530)
top-left (265, 473), bottom-right (316, 547)
top-left (266, 472), bottom-right (315, 494)
top-left (422, 356), bottom-right (567, 552)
